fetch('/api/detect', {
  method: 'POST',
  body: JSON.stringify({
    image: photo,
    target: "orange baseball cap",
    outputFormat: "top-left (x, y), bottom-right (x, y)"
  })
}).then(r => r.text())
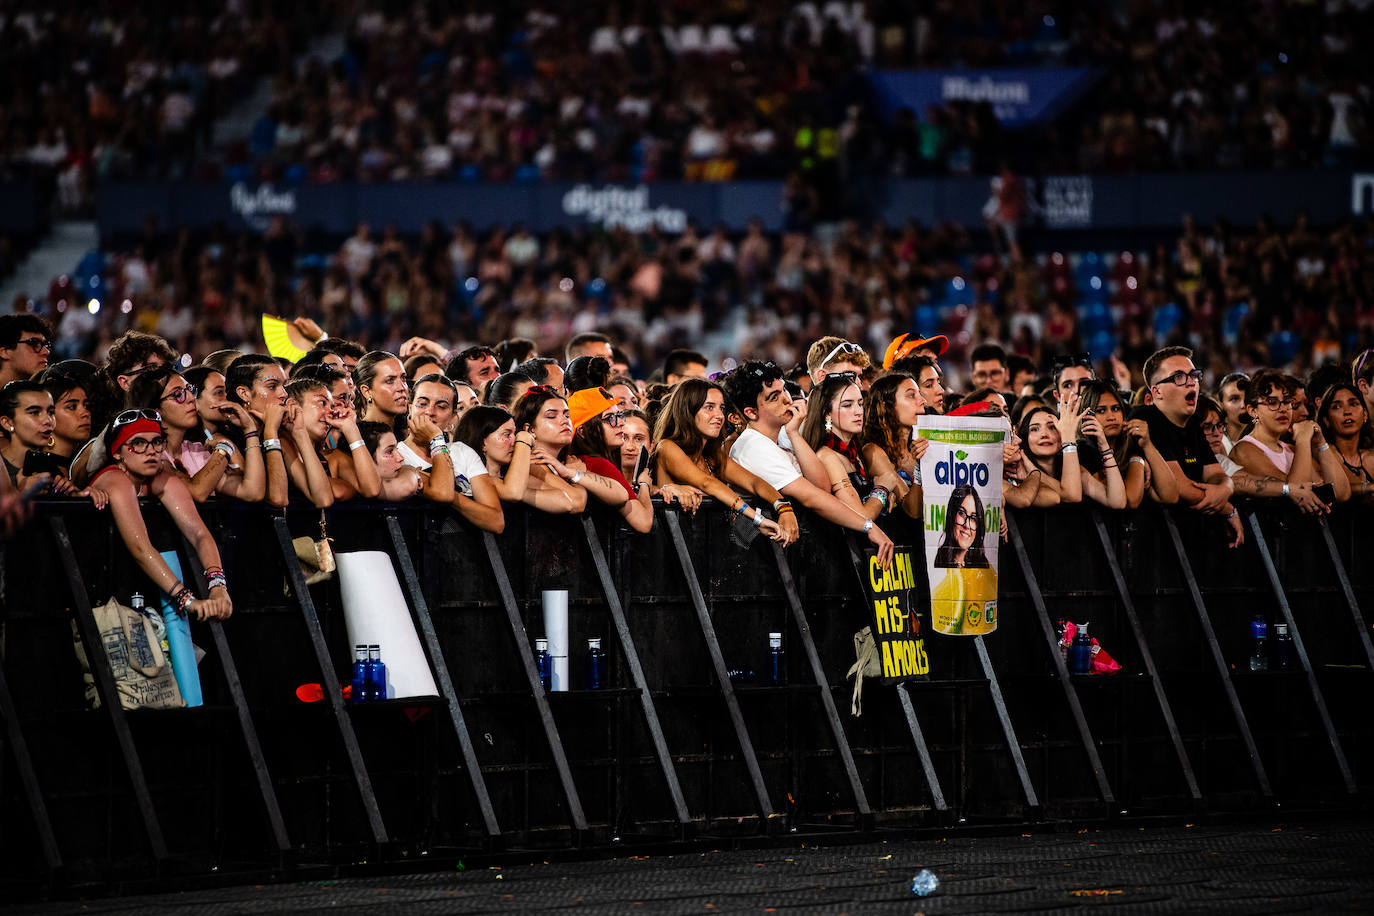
top-left (882, 332), bottom-right (949, 368)
top-left (568, 387), bottom-right (619, 430)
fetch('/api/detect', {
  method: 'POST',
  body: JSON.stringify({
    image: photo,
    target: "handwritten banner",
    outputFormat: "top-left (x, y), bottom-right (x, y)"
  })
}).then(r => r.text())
top-left (863, 547), bottom-right (931, 684)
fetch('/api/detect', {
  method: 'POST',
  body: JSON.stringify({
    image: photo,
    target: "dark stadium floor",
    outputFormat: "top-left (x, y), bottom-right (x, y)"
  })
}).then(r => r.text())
top-left (14, 817), bottom-right (1374, 914)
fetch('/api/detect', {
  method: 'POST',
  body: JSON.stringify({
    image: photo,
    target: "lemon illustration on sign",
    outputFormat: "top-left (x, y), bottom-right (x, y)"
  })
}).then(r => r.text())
top-left (931, 567), bottom-right (999, 635)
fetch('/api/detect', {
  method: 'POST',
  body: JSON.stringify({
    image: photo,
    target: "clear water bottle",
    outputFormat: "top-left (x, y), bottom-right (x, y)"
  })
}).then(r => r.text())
top-left (365, 644), bottom-right (388, 700)
top-left (1068, 622), bottom-right (1092, 674)
top-left (1249, 616), bottom-right (1268, 672)
top-left (586, 637), bottom-right (605, 690)
top-left (1274, 622), bottom-right (1292, 670)
top-left (535, 638), bottom-right (551, 691)
top-left (911, 868), bottom-right (939, 897)
top-left (350, 645), bottom-right (368, 704)
top-left (768, 632), bottom-right (785, 686)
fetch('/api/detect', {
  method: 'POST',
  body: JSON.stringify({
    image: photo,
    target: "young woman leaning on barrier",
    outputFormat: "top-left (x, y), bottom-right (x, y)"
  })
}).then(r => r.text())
top-left (1063, 382), bottom-right (1132, 510)
top-left (458, 404), bottom-right (585, 513)
top-left (38, 371), bottom-right (92, 477)
top-left (129, 365), bottom-right (265, 502)
top-left (515, 385), bottom-right (629, 512)
top-left (1318, 381), bottom-right (1374, 501)
top-left (1016, 403), bottom-right (1088, 504)
top-left (651, 378), bottom-right (792, 544)
top-left (88, 410), bottom-right (232, 621)
top-left (284, 377), bottom-right (380, 503)
top-left (569, 386), bottom-right (655, 532)
top-left (856, 372), bottom-right (929, 518)
top-left (616, 408), bottom-right (703, 512)
top-left (0, 380), bottom-right (106, 505)
top-left (1230, 369), bottom-right (1350, 512)
top-left (797, 372), bottom-right (896, 522)
top-left (355, 419), bottom-right (454, 503)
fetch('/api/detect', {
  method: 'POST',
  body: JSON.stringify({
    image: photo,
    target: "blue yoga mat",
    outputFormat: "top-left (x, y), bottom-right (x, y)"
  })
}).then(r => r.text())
top-left (158, 550), bottom-right (203, 707)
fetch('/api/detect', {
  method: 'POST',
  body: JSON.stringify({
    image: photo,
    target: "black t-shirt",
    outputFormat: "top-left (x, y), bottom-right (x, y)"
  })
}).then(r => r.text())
top-left (1129, 404), bottom-right (1216, 483)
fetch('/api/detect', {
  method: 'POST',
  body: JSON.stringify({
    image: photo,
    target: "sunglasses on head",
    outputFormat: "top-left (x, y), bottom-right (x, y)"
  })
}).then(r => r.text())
top-left (750, 361), bottom-right (779, 377)
top-left (523, 384), bottom-right (561, 400)
top-left (819, 341), bottom-right (862, 368)
top-left (113, 408), bottom-right (163, 426)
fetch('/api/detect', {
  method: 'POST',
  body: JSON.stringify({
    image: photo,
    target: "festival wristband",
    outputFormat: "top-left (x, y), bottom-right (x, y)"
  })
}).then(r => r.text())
top-left (1317, 443), bottom-right (1330, 452)
top-left (430, 444), bottom-right (450, 458)
top-left (752, 509), bottom-right (764, 527)
top-left (1129, 455), bottom-right (1147, 465)
top-left (263, 438), bottom-right (282, 452)
top-left (569, 470), bottom-right (583, 485)
top-left (348, 439), bottom-right (365, 452)
top-left (430, 433), bottom-right (448, 451)
top-left (1282, 482), bottom-right (1291, 498)
top-left (1061, 443), bottom-right (1079, 454)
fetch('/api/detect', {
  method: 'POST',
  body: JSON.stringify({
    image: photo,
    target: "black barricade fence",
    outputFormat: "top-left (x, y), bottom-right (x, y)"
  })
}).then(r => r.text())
top-left (1, 497), bottom-right (1371, 887)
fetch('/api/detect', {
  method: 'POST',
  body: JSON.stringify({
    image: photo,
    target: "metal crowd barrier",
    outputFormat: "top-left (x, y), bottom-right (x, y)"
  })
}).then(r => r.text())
top-left (0, 497), bottom-right (1370, 891)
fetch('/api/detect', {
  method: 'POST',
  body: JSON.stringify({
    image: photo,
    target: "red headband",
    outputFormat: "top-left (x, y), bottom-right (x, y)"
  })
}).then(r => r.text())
top-left (110, 418), bottom-right (163, 455)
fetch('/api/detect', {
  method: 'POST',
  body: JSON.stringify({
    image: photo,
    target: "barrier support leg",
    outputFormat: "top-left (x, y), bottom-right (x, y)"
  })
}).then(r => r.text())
top-left (1245, 513), bottom-right (1355, 794)
top-left (973, 635), bottom-right (1040, 812)
top-left (385, 515), bottom-right (502, 842)
top-left (177, 534), bottom-right (291, 857)
top-left (771, 540), bottom-right (873, 823)
top-left (481, 532), bottom-right (588, 834)
top-left (1006, 514), bottom-right (1115, 806)
top-left (1162, 512), bottom-right (1272, 797)
top-left (1090, 508), bottom-right (1201, 804)
top-left (663, 511), bottom-right (775, 821)
top-left (581, 516), bottom-right (692, 829)
top-left (845, 541), bottom-right (947, 815)
top-left (49, 516), bottom-right (168, 862)
top-left (1319, 517), bottom-right (1374, 671)
top-left (272, 515), bottom-right (389, 845)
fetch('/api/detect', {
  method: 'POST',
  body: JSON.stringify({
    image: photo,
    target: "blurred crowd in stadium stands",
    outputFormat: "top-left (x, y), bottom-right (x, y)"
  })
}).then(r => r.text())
top-left (27, 213), bottom-right (1374, 395)
top-left (0, 0), bottom-right (1369, 212)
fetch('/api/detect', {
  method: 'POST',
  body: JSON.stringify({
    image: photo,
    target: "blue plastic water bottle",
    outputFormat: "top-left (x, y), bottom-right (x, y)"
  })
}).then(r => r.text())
top-left (365, 644), bottom-right (388, 700)
top-left (1068, 623), bottom-right (1092, 675)
top-left (350, 646), bottom-right (368, 704)
top-left (768, 632), bottom-right (785, 685)
top-left (586, 637), bottom-right (605, 689)
top-left (535, 638), bottom-right (552, 691)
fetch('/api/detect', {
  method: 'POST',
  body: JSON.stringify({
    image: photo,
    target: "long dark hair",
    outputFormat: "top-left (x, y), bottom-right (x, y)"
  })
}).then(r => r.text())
top-left (456, 405), bottom-right (514, 463)
top-left (1016, 405), bottom-right (1063, 478)
top-left (573, 411), bottom-right (618, 465)
top-left (1318, 381), bottom-right (1374, 451)
top-left (799, 372), bottom-right (862, 451)
top-left (1076, 379), bottom-right (1134, 466)
top-left (652, 377), bottom-right (725, 468)
top-left (513, 386), bottom-right (571, 461)
top-left (934, 484), bottom-right (989, 568)
top-left (858, 373), bottom-right (914, 464)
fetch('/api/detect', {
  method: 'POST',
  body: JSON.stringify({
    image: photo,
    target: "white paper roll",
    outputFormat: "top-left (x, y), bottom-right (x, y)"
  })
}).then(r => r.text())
top-left (542, 589), bottom-right (569, 691)
top-left (335, 551), bottom-right (440, 699)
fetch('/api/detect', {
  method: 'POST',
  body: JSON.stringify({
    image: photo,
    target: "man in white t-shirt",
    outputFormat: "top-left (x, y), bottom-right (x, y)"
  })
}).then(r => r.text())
top-left (396, 374), bottom-right (504, 532)
top-left (724, 361), bottom-right (894, 566)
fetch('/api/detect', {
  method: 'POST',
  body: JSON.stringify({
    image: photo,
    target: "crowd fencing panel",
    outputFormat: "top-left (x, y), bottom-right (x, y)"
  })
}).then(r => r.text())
top-left (0, 498), bottom-right (1370, 891)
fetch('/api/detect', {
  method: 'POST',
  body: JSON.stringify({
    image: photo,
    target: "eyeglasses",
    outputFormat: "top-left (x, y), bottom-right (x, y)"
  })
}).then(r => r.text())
top-left (123, 436), bottom-right (167, 455)
top-left (1200, 421), bottom-right (1226, 434)
top-left (161, 384), bottom-right (199, 404)
top-left (819, 341), bottom-right (862, 368)
top-left (113, 409), bottom-right (162, 426)
top-left (1255, 397), bottom-right (1298, 411)
top-left (1152, 369), bottom-right (1204, 387)
top-left (603, 410), bottom-right (628, 427)
top-left (16, 338), bottom-right (51, 353)
top-left (954, 507), bottom-right (978, 528)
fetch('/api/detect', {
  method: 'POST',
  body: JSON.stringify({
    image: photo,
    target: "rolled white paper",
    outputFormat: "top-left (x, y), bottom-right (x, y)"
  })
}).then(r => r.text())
top-left (336, 551), bottom-right (440, 699)
top-left (542, 589), bottom-right (569, 691)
